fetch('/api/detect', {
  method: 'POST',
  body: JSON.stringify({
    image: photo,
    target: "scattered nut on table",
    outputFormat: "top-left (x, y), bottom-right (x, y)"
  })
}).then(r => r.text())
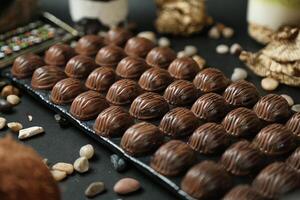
top-left (222, 27), bottom-right (234, 38)
top-left (158, 37), bottom-right (170, 47)
top-left (51, 170), bottom-right (67, 182)
top-left (208, 26), bottom-right (221, 39)
top-left (292, 104), bottom-right (300, 112)
top-left (113, 178), bottom-right (141, 195)
top-left (79, 144), bottom-right (94, 159)
top-left (230, 43), bottom-right (242, 55)
top-left (192, 55), bottom-right (206, 70)
top-left (6, 94), bottom-right (20, 105)
top-left (73, 157), bottom-right (89, 173)
top-left (280, 94), bottom-right (294, 106)
top-left (85, 182), bottom-right (106, 197)
top-left (184, 45), bottom-right (197, 57)
top-left (231, 68), bottom-right (248, 82)
top-left (216, 44), bottom-right (229, 54)
top-left (1, 85), bottom-right (19, 97)
top-left (7, 122), bottom-right (23, 132)
top-left (177, 51), bottom-right (186, 58)
top-left (52, 162), bottom-right (74, 175)
top-left (0, 117), bottom-right (6, 130)
top-left (18, 126), bottom-right (44, 140)
top-left (137, 31), bottom-right (156, 43)
top-left (261, 77), bottom-right (279, 91)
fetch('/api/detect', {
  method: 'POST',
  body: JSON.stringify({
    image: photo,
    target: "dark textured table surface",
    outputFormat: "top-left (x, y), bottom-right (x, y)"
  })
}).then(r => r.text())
top-left (1, 0), bottom-right (300, 199)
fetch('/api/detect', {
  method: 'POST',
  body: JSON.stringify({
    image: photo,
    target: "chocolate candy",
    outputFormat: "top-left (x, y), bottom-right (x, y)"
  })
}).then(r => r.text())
top-left (145, 47), bottom-right (176, 68)
top-left (188, 123), bottom-right (229, 154)
top-left (129, 92), bottom-right (169, 120)
top-left (124, 37), bottom-right (155, 58)
top-left (65, 55), bottom-right (98, 79)
top-left (223, 80), bottom-right (260, 108)
top-left (163, 80), bottom-right (198, 106)
top-left (181, 161), bottom-right (232, 200)
top-left (223, 185), bottom-right (265, 200)
top-left (116, 56), bottom-right (149, 79)
top-left (286, 112), bottom-right (300, 138)
top-left (220, 140), bottom-right (264, 176)
top-left (75, 35), bottom-right (104, 56)
top-left (50, 78), bottom-right (86, 105)
top-left (222, 107), bottom-right (261, 137)
top-left (70, 90), bottom-right (109, 120)
top-left (286, 147), bottom-right (300, 173)
top-left (120, 122), bottom-right (164, 156)
top-left (44, 44), bottom-right (76, 66)
top-left (85, 67), bottom-right (116, 92)
top-left (159, 107), bottom-right (198, 138)
top-left (31, 66), bottom-right (66, 90)
top-left (93, 106), bottom-right (134, 137)
top-left (106, 79), bottom-right (141, 105)
top-left (150, 140), bottom-right (195, 176)
top-left (254, 94), bottom-right (290, 123)
top-left (252, 162), bottom-right (298, 199)
top-left (95, 45), bottom-right (126, 67)
top-left (191, 93), bottom-right (228, 122)
top-left (193, 68), bottom-right (230, 93)
top-left (252, 124), bottom-right (295, 156)
top-left (138, 67), bottom-right (173, 92)
top-left (106, 27), bottom-right (133, 47)
top-left (168, 57), bottom-right (200, 80)
top-left (11, 54), bottom-right (45, 79)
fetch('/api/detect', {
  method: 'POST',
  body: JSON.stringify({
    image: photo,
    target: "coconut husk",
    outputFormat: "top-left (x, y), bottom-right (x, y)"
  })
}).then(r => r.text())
top-left (0, 136), bottom-right (60, 200)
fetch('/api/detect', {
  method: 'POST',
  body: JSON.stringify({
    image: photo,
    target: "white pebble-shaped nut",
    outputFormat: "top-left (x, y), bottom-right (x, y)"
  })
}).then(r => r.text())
top-left (216, 44), bottom-right (229, 54)
top-left (158, 37), bottom-right (170, 47)
top-left (74, 157), bottom-right (89, 173)
top-left (51, 170), bottom-right (67, 182)
top-left (184, 45), bottom-right (197, 57)
top-left (6, 94), bottom-right (20, 105)
top-left (222, 27), bottom-right (234, 38)
top-left (0, 117), bottom-right (6, 130)
top-left (292, 104), bottom-right (300, 112)
top-left (281, 94), bottom-right (294, 106)
top-left (137, 31), bottom-right (156, 44)
top-left (231, 68), bottom-right (248, 82)
top-left (79, 144), bottom-right (94, 159)
top-left (7, 122), bottom-right (23, 132)
top-left (230, 43), bottom-right (242, 55)
top-left (177, 51), bottom-right (187, 58)
top-left (261, 77), bottom-right (279, 91)
top-left (18, 126), bottom-right (44, 140)
top-left (192, 55), bottom-right (206, 70)
top-left (52, 162), bottom-right (74, 175)
top-left (208, 26), bottom-right (221, 39)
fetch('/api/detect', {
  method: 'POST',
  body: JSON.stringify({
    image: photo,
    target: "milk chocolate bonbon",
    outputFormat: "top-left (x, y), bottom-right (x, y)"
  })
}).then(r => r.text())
top-left (75, 35), bottom-right (104, 56)
top-left (65, 55), bottom-right (98, 79)
top-left (44, 44), bottom-right (75, 66)
top-left (12, 54), bottom-right (45, 79)
top-left (146, 47), bottom-right (176, 69)
top-left (85, 67), bottom-right (116, 92)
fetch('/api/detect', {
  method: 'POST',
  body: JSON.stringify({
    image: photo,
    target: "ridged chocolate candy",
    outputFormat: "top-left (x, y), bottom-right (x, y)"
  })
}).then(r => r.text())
top-left (106, 79), bottom-right (141, 105)
top-left (65, 55), bottom-right (98, 79)
top-left (220, 140), bottom-right (264, 176)
top-left (75, 35), bottom-right (104, 56)
top-left (254, 94), bottom-right (290, 123)
top-left (70, 91), bottom-right (109, 120)
top-left (163, 80), bottom-right (198, 106)
top-left (31, 66), bottom-right (66, 90)
top-left (223, 80), bottom-right (260, 108)
top-left (191, 93), bottom-right (228, 122)
top-left (286, 112), bottom-right (300, 138)
top-left (129, 92), bottom-right (169, 120)
top-left (159, 108), bottom-right (198, 138)
top-left (252, 162), bottom-right (298, 199)
top-left (12, 54), bottom-right (45, 79)
top-left (188, 123), bottom-right (229, 154)
top-left (150, 140), bottom-right (196, 176)
top-left (121, 122), bottom-right (164, 156)
top-left (181, 161), bottom-right (232, 200)
top-left (193, 68), bottom-right (230, 93)
top-left (95, 45), bottom-right (126, 67)
top-left (168, 57), bottom-right (200, 80)
top-left (252, 124), bottom-right (295, 156)
top-left (85, 67), bottom-right (116, 92)
top-left (44, 44), bottom-right (75, 66)
top-left (222, 107), bottom-right (261, 137)
top-left (146, 47), bottom-right (176, 68)
top-left (124, 37), bottom-right (155, 58)
top-left (116, 56), bottom-right (149, 79)
top-left (223, 185), bottom-right (265, 200)
top-left (50, 78), bottom-right (86, 105)
top-left (286, 147), bottom-right (300, 173)
top-left (138, 67), bottom-right (173, 92)
top-left (93, 106), bottom-right (134, 137)
top-left (106, 27), bottom-right (133, 47)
